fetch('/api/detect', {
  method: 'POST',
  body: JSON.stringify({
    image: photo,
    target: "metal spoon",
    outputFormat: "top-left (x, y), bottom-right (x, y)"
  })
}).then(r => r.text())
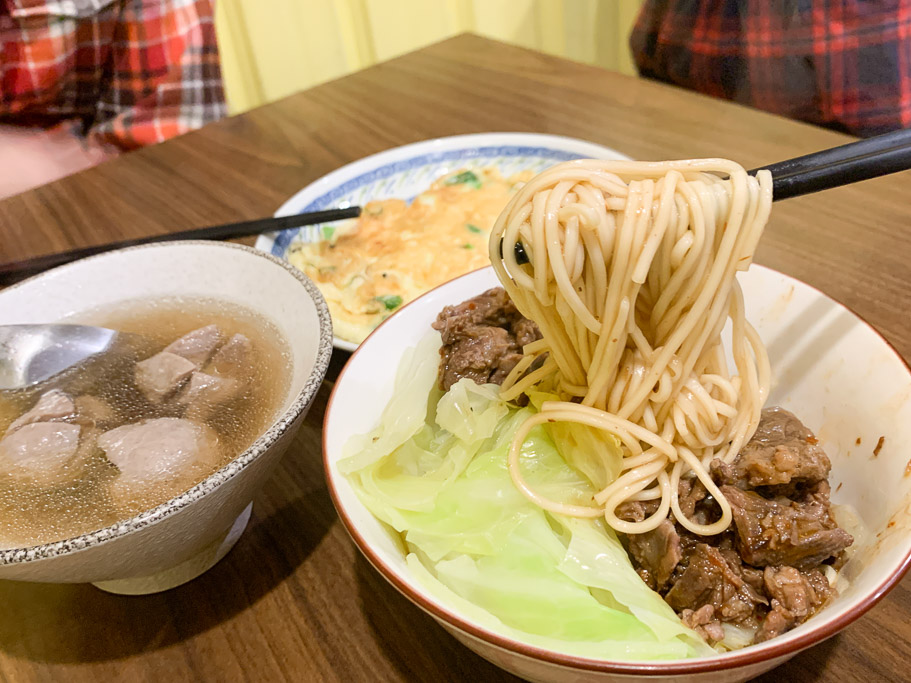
top-left (0, 324), bottom-right (149, 391)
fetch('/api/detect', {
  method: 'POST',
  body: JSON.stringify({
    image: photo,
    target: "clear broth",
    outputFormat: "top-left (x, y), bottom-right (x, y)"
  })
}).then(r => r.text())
top-left (0, 297), bottom-right (291, 547)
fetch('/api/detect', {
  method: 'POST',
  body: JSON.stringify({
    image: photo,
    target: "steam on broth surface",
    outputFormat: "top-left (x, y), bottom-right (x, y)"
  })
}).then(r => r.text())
top-left (0, 297), bottom-right (291, 547)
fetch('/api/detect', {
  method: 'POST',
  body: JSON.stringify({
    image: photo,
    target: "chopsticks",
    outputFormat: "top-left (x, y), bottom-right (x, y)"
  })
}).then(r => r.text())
top-left (8, 129), bottom-right (910, 280)
top-left (749, 127), bottom-right (911, 200)
top-left (0, 206), bottom-right (361, 283)
top-left (504, 130), bottom-right (911, 265)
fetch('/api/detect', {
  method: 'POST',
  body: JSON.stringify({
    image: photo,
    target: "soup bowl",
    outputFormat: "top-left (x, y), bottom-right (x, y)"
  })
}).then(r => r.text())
top-left (0, 241), bottom-right (332, 594)
top-left (323, 266), bottom-right (911, 682)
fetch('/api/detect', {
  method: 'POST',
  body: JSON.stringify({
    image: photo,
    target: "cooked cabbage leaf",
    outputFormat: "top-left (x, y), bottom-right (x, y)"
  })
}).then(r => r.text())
top-left (340, 332), bottom-right (712, 660)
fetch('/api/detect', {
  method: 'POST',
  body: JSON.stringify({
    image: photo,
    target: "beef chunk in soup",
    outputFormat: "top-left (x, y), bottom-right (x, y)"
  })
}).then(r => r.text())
top-left (0, 422), bottom-right (84, 486)
top-left (0, 390), bottom-right (94, 487)
top-left (98, 418), bottom-right (218, 484)
top-left (432, 288), bottom-right (541, 391)
top-left (207, 333), bottom-right (253, 377)
top-left (162, 324), bottom-right (224, 368)
top-left (711, 407), bottom-right (830, 497)
top-left (6, 389), bottom-right (75, 435)
top-left (177, 372), bottom-right (242, 420)
top-left (134, 351), bottom-right (196, 403)
top-left (722, 485), bottom-right (853, 570)
top-left (0, 300), bottom-right (290, 548)
top-left (74, 395), bottom-right (116, 428)
top-left (98, 417), bottom-right (219, 506)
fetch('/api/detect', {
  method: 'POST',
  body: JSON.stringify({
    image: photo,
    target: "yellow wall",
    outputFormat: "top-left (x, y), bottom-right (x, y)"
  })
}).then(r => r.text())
top-left (215, 0), bottom-right (645, 114)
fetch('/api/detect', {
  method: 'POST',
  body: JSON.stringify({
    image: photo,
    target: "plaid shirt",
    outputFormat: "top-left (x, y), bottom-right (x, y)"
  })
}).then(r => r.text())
top-left (0, 0), bottom-right (225, 150)
top-left (630, 0), bottom-right (911, 137)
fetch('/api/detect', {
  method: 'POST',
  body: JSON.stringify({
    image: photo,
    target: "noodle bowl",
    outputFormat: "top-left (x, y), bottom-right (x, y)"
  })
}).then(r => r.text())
top-left (489, 159), bottom-right (774, 536)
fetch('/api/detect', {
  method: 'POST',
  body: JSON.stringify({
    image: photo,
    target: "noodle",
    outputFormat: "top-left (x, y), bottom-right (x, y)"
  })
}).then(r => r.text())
top-left (489, 159), bottom-right (773, 535)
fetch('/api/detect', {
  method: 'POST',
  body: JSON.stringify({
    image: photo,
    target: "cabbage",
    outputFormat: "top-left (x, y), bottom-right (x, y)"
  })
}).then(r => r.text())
top-left (340, 332), bottom-right (713, 660)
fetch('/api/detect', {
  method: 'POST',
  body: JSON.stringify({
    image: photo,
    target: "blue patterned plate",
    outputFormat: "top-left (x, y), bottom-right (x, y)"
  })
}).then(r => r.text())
top-left (256, 133), bottom-right (629, 350)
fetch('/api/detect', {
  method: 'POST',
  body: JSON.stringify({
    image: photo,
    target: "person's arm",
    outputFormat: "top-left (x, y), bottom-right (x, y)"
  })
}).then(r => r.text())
top-left (87, 0), bottom-right (226, 150)
top-left (0, 122), bottom-right (117, 199)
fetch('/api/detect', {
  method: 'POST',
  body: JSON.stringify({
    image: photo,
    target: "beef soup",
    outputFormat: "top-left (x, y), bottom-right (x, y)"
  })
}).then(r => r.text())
top-left (0, 297), bottom-right (291, 547)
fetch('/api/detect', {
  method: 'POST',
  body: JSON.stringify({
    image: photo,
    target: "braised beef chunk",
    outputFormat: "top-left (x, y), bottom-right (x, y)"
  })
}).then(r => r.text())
top-left (627, 519), bottom-right (682, 590)
top-left (434, 287), bottom-right (520, 334)
top-left (665, 544), bottom-right (767, 625)
top-left (754, 605), bottom-right (791, 643)
top-left (754, 567), bottom-right (833, 642)
top-left (722, 485), bottom-right (853, 570)
top-left (432, 288), bottom-right (541, 391)
top-left (763, 566), bottom-right (832, 618)
top-left (621, 408), bottom-right (851, 645)
top-left (677, 478), bottom-right (709, 522)
top-left (616, 499), bottom-right (661, 524)
top-left (711, 407), bottom-right (830, 497)
top-left (438, 326), bottom-right (519, 389)
top-left (681, 605), bottom-right (725, 644)
top-left (512, 318), bottom-right (540, 348)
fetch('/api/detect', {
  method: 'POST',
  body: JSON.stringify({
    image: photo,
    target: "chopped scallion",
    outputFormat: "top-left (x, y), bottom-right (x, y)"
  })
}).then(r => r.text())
top-left (444, 170), bottom-right (482, 189)
top-left (375, 294), bottom-right (403, 311)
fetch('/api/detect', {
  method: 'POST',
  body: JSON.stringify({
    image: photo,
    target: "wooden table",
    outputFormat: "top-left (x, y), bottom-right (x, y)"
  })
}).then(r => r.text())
top-left (2, 33), bottom-right (910, 682)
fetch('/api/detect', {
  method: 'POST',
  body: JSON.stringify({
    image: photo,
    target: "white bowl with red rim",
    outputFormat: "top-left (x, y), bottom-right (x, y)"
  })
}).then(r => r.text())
top-left (323, 265), bottom-right (911, 682)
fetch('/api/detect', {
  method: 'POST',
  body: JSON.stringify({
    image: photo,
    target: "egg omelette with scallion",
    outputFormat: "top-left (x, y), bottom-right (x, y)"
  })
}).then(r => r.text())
top-left (288, 167), bottom-right (533, 343)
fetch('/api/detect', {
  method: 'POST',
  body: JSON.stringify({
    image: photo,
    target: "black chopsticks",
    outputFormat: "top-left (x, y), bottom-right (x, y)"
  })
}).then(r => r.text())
top-left (504, 130), bottom-right (911, 265)
top-left (0, 206), bottom-right (361, 283)
top-left (750, 127), bottom-right (911, 200)
top-left (8, 129), bottom-right (911, 281)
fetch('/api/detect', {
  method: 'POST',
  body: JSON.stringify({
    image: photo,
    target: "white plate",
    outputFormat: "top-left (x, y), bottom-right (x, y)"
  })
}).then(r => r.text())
top-left (256, 133), bottom-right (629, 351)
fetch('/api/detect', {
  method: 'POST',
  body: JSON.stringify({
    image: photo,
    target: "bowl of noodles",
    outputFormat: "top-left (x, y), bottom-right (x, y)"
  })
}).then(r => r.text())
top-left (323, 159), bottom-right (911, 681)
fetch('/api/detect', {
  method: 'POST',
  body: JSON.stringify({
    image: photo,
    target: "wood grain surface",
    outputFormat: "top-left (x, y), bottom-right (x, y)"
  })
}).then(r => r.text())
top-left (1, 33), bottom-right (910, 682)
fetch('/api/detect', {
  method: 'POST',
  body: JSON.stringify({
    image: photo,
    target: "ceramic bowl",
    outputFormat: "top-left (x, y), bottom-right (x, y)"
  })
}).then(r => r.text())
top-left (0, 241), bottom-right (332, 594)
top-left (324, 265), bottom-right (911, 682)
top-left (256, 132), bottom-right (629, 351)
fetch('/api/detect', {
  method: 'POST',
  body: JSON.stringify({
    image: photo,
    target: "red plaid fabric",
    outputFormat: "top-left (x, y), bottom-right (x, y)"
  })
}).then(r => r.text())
top-left (630, 0), bottom-right (911, 137)
top-left (0, 0), bottom-right (225, 150)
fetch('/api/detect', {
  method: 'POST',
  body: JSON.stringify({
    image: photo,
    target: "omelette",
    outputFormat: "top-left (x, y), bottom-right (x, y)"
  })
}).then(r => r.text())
top-left (288, 167), bottom-right (532, 343)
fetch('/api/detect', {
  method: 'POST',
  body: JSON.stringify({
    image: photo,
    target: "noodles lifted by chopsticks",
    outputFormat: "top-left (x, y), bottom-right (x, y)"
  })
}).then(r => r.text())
top-left (489, 159), bottom-right (773, 536)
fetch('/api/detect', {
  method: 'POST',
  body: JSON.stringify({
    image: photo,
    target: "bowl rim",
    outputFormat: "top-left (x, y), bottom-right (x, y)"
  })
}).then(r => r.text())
top-left (322, 264), bottom-right (911, 675)
top-left (0, 240), bottom-right (334, 566)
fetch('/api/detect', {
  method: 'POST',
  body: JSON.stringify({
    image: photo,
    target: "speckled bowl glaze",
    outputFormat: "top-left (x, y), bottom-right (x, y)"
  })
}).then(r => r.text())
top-left (0, 241), bottom-right (332, 594)
top-left (324, 265), bottom-right (911, 683)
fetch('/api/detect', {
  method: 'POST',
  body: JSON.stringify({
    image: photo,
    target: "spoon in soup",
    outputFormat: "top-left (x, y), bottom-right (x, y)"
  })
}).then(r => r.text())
top-left (0, 324), bottom-right (151, 391)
